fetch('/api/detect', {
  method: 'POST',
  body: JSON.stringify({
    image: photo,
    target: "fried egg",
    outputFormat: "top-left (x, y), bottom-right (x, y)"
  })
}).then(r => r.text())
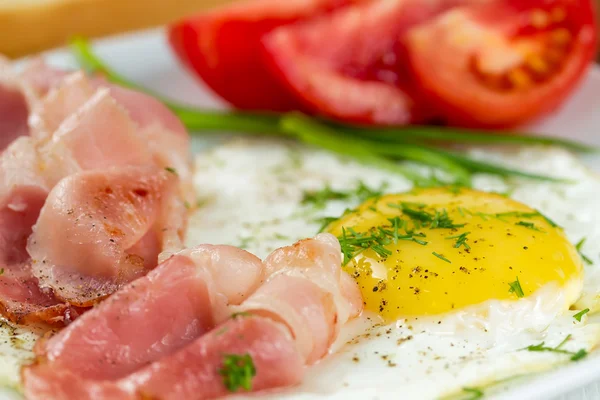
top-left (186, 138), bottom-right (600, 399)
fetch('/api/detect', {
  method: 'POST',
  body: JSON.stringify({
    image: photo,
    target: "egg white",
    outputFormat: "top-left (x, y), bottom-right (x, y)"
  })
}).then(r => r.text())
top-left (1, 137), bottom-right (600, 398)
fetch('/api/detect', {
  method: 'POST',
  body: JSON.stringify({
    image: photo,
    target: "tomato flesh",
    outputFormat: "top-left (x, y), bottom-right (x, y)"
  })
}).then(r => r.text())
top-left (168, 0), bottom-right (350, 111)
top-left (405, 0), bottom-right (598, 127)
top-left (262, 0), bottom-right (473, 124)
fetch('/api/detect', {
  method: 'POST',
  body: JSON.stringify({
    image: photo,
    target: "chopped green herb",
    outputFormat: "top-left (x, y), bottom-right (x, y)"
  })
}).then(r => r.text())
top-left (164, 167), bottom-right (178, 175)
top-left (508, 277), bottom-right (525, 298)
top-left (515, 221), bottom-right (543, 232)
top-left (218, 353), bottom-right (256, 392)
top-left (446, 232), bottom-right (471, 250)
top-left (231, 311), bottom-right (251, 319)
top-left (273, 233), bottom-right (289, 240)
top-left (184, 201), bottom-right (191, 209)
top-left (461, 387), bottom-right (484, 400)
top-left (316, 216), bottom-right (339, 233)
top-left (237, 237), bottom-right (254, 250)
top-left (432, 252), bottom-right (451, 263)
top-left (468, 210), bottom-right (558, 231)
top-left (302, 185), bottom-right (351, 209)
top-left (215, 327), bottom-right (229, 336)
top-left (571, 349), bottom-right (588, 361)
top-left (337, 219), bottom-right (428, 265)
top-left (447, 185), bottom-right (464, 195)
top-left (355, 180), bottom-right (388, 202)
top-left (573, 308), bottom-right (590, 322)
top-left (522, 334), bottom-right (588, 361)
top-left (575, 238), bottom-right (593, 265)
top-left (302, 181), bottom-right (387, 210)
top-left (0, 268), bottom-right (3, 276)
top-left (196, 198), bottom-right (210, 208)
top-left (390, 203), bottom-right (465, 230)
top-left (535, 209), bottom-right (559, 228)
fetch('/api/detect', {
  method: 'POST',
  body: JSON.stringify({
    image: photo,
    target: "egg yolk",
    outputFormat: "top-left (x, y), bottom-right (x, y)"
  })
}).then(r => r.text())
top-left (326, 187), bottom-right (583, 321)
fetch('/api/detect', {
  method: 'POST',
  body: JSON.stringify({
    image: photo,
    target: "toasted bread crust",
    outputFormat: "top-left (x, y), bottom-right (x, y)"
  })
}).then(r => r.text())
top-left (0, 0), bottom-right (237, 58)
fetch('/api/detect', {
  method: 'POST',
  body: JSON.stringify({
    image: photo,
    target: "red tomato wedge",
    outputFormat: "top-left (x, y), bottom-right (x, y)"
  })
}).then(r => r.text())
top-left (260, 1), bottom-right (413, 124)
top-left (168, 0), bottom-right (351, 111)
top-left (404, 0), bottom-right (598, 127)
top-left (261, 0), bottom-right (470, 124)
top-left (169, 0), bottom-right (597, 128)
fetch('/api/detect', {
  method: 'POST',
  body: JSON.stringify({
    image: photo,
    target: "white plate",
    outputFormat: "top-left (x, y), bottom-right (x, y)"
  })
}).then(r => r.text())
top-left (4, 28), bottom-right (600, 400)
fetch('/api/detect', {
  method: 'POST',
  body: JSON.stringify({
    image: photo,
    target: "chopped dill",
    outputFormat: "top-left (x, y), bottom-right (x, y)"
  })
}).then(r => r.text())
top-left (390, 203), bottom-right (465, 230)
top-left (522, 334), bottom-right (588, 361)
top-left (337, 218), bottom-right (428, 265)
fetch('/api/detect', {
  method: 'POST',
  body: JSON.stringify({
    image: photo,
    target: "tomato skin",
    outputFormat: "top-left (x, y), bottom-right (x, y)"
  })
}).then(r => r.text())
top-left (261, 0), bottom-right (473, 125)
top-left (168, 0), bottom-right (349, 112)
top-left (404, 0), bottom-right (598, 128)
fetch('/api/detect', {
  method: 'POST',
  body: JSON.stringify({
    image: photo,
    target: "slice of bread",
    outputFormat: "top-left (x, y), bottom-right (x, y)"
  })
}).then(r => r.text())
top-left (0, 0), bottom-right (237, 58)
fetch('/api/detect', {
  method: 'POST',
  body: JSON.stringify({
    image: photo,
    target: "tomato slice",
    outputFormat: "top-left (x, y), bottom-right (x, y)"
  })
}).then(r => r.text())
top-left (404, 0), bottom-right (598, 128)
top-left (168, 0), bottom-right (350, 111)
top-left (261, 0), bottom-right (468, 124)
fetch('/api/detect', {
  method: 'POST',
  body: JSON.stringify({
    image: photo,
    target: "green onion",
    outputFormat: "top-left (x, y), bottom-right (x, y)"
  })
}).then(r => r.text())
top-left (280, 114), bottom-right (430, 185)
top-left (573, 308), bottom-right (590, 322)
top-left (508, 277), bottom-right (525, 298)
top-left (342, 124), bottom-right (598, 154)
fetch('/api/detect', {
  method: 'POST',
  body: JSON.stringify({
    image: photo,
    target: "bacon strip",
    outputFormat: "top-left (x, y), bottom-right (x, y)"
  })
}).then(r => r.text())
top-left (233, 233), bottom-right (363, 363)
top-left (0, 61), bottom-right (192, 325)
top-left (24, 235), bottom-right (362, 399)
top-left (0, 137), bottom-right (70, 325)
top-left (23, 316), bottom-right (304, 400)
top-left (27, 166), bottom-right (184, 306)
top-left (31, 244), bottom-right (264, 381)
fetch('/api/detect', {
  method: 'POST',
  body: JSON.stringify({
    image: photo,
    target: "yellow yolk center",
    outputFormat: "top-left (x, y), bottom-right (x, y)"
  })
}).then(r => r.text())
top-left (326, 188), bottom-right (583, 321)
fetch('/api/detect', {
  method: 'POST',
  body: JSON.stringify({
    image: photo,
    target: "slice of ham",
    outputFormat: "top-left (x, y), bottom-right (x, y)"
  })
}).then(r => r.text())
top-left (37, 88), bottom-right (155, 187)
top-left (0, 137), bottom-right (74, 325)
top-left (0, 57), bottom-right (69, 152)
top-left (18, 57), bottom-right (70, 99)
top-left (27, 166), bottom-right (185, 306)
top-left (117, 316), bottom-right (304, 399)
top-left (28, 72), bottom-right (96, 140)
top-left (23, 235), bottom-right (363, 400)
top-left (31, 245), bottom-right (264, 381)
top-left (23, 316), bottom-right (304, 400)
top-left (0, 57), bottom-right (36, 151)
top-left (0, 60), bottom-right (193, 326)
top-left (31, 71), bottom-right (193, 203)
top-left (232, 233), bottom-right (363, 363)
